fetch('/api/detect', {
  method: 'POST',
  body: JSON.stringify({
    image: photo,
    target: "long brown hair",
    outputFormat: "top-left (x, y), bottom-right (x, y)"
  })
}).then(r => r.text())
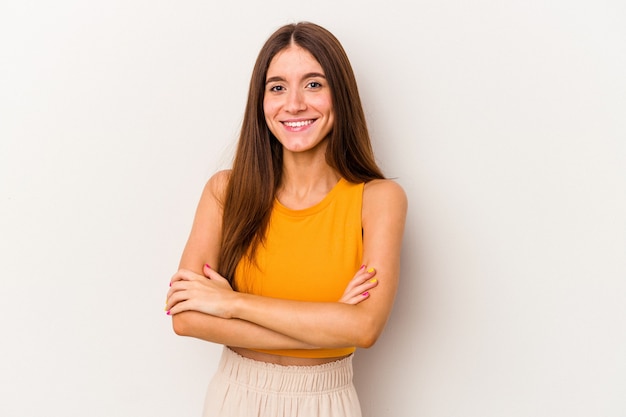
top-left (218, 22), bottom-right (385, 286)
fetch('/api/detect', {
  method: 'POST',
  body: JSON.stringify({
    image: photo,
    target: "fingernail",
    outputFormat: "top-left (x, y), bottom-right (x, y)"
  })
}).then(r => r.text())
top-left (362, 292), bottom-right (369, 297)
top-left (360, 264), bottom-right (366, 269)
top-left (205, 264), bottom-right (211, 269)
top-left (369, 278), bottom-right (377, 283)
top-left (367, 267), bottom-right (375, 273)
top-left (166, 310), bottom-right (171, 315)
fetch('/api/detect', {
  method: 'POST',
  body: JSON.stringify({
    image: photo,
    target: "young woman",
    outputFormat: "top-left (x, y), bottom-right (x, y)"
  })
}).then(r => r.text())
top-left (165, 21), bottom-right (407, 417)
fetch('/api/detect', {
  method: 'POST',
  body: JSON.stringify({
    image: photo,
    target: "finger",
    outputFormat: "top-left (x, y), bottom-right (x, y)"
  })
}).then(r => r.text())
top-left (166, 282), bottom-right (183, 301)
top-left (361, 266), bottom-right (377, 280)
top-left (203, 263), bottom-right (213, 279)
top-left (166, 276), bottom-right (207, 307)
top-left (167, 298), bottom-right (191, 316)
top-left (167, 275), bottom-right (197, 298)
top-left (204, 265), bottom-right (232, 286)
top-left (344, 290), bottom-right (371, 305)
top-left (165, 288), bottom-right (188, 313)
top-left (353, 266), bottom-right (376, 284)
top-left (170, 269), bottom-right (191, 285)
top-left (347, 278), bottom-right (378, 300)
top-left (348, 267), bottom-right (378, 292)
top-left (171, 269), bottom-right (208, 288)
top-left (341, 274), bottom-right (379, 302)
top-left (338, 266), bottom-right (378, 303)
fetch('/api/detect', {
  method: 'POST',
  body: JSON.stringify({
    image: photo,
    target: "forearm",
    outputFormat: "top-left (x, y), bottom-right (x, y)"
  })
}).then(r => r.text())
top-left (219, 181), bottom-right (406, 349)
top-left (172, 311), bottom-right (318, 350)
top-left (230, 294), bottom-right (381, 349)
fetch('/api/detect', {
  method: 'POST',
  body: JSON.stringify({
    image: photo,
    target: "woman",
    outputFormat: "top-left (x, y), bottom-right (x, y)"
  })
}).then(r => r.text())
top-left (165, 21), bottom-right (407, 417)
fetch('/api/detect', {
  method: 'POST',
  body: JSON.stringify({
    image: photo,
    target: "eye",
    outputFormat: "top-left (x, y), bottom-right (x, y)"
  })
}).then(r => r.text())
top-left (307, 81), bottom-right (323, 89)
top-left (269, 85), bottom-right (285, 92)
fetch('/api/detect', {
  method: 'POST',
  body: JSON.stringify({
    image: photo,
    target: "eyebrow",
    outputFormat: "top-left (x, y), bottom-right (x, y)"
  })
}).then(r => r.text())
top-left (265, 72), bottom-right (327, 85)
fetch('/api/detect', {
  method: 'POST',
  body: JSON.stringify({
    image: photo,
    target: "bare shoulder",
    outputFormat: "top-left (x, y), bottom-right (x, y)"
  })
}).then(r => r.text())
top-left (363, 179), bottom-right (408, 210)
top-left (204, 169), bottom-right (232, 203)
top-left (362, 179), bottom-right (407, 231)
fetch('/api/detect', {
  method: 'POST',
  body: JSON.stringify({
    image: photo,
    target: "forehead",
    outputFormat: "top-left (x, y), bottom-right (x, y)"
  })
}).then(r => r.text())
top-left (267, 45), bottom-right (324, 76)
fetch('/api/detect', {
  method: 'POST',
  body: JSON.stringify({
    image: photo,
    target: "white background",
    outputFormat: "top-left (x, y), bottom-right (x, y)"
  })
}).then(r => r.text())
top-left (1, 1), bottom-right (625, 416)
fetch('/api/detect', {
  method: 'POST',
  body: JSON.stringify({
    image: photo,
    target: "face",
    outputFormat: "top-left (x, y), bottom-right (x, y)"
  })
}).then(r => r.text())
top-left (263, 45), bottom-right (334, 154)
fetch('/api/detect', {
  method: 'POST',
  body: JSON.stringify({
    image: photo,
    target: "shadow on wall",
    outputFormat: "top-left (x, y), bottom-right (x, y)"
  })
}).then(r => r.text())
top-left (353, 224), bottom-right (423, 416)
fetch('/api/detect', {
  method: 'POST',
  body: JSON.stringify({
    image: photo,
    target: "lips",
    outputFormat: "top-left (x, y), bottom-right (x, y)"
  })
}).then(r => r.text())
top-left (283, 120), bottom-right (314, 128)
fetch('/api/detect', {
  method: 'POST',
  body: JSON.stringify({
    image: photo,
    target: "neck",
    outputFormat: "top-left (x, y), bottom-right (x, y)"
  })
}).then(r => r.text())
top-left (278, 146), bottom-right (341, 209)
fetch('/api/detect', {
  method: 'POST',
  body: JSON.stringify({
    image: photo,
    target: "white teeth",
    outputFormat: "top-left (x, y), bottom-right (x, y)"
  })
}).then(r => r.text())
top-left (284, 120), bottom-right (313, 127)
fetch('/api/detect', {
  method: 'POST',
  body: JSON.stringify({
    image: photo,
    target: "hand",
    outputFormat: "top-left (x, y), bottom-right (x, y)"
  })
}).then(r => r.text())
top-left (166, 264), bottom-right (235, 317)
top-left (339, 265), bottom-right (378, 305)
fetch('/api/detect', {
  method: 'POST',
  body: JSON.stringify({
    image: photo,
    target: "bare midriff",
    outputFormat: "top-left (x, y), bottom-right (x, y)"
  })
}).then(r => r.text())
top-left (229, 346), bottom-right (349, 366)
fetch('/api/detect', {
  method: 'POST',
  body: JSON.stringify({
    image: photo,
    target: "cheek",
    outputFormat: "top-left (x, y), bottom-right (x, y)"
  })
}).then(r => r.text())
top-left (264, 114), bottom-right (277, 136)
top-left (262, 102), bottom-right (273, 126)
top-left (263, 101), bottom-right (279, 135)
top-left (313, 96), bottom-right (334, 115)
top-left (321, 100), bottom-right (335, 124)
top-left (263, 96), bottom-right (279, 116)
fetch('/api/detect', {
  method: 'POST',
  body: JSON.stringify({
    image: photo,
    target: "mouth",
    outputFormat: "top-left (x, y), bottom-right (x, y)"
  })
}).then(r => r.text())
top-left (282, 119), bottom-right (315, 131)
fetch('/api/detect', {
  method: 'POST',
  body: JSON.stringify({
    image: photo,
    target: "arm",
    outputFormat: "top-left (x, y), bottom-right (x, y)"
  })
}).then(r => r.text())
top-left (168, 178), bottom-right (407, 349)
top-left (170, 265), bottom-right (379, 349)
top-left (169, 170), bottom-right (318, 349)
top-left (167, 171), bottom-right (381, 349)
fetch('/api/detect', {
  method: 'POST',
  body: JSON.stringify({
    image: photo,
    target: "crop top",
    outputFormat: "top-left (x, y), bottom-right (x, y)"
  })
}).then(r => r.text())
top-left (233, 178), bottom-right (364, 358)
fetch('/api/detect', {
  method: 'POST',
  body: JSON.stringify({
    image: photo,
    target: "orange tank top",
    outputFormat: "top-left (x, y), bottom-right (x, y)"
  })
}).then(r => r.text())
top-left (234, 178), bottom-right (364, 358)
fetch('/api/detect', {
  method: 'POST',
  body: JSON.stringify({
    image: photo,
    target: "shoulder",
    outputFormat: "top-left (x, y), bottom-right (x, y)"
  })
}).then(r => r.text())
top-left (203, 169), bottom-right (232, 203)
top-left (363, 179), bottom-right (407, 207)
top-left (362, 179), bottom-right (408, 224)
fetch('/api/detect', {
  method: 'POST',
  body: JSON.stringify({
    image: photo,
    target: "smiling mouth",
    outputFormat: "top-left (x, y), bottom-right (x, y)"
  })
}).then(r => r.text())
top-left (283, 120), bottom-right (314, 128)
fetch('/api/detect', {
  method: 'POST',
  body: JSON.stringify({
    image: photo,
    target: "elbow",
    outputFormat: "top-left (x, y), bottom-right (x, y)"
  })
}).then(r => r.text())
top-left (353, 316), bottom-right (383, 349)
top-left (356, 332), bottom-right (380, 349)
top-left (356, 338), bottom-right (376, 349)
top-left (171, 313), bottom-right (192, 337)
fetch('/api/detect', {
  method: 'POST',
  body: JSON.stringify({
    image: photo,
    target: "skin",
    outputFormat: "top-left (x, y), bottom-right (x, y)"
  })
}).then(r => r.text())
top-left (165, 44), bottom-right (408, 366)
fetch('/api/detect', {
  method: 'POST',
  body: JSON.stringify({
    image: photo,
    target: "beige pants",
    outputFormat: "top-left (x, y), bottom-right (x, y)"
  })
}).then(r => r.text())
top-left (202, 346), bottom-right (362, 417)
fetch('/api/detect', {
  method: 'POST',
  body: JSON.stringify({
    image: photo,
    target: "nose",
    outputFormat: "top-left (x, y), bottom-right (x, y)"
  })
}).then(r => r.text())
top-left (284, 89), bottom-right (306, 113)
